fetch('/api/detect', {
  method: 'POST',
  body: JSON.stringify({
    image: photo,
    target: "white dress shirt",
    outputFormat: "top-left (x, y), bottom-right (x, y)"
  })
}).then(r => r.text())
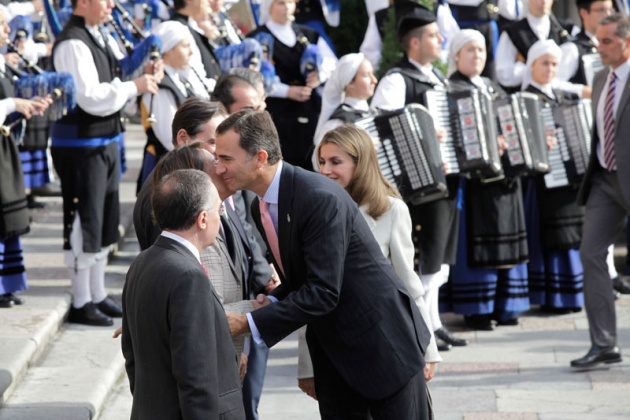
top-left (596, 60), bottom-right (630, 170)
top-left (0, 55), bottom-right (16, 124)
top-left (53, 23), bottom-right (138, 117)
top-left (161, 231), bottom-right (201, 262)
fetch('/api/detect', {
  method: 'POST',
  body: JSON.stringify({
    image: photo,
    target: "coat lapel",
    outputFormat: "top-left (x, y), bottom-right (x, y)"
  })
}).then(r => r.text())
top-left (277, 164), bottom-right (294, 283)
top-left (616, 71), bottom-right (630, 123)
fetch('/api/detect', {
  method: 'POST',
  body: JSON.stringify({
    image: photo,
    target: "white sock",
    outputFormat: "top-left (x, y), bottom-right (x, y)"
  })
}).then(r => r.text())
top-left (421, 272), bottom-right (443, 331)
top-left (607, 245), bottom-right (618, 280)
top-left (89, 256), bottom-right (108, 303)
top-left (70, 267), bottom-right (91, 308)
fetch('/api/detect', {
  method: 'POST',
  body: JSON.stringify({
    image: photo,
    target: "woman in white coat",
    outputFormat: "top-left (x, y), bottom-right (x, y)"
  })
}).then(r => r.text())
top-left (296, 124), bottom-right (441, 401)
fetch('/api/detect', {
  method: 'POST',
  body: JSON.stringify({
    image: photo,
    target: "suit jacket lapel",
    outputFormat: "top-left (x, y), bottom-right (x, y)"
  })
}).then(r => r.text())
top-left (216, 233), bottom-right (241, 282)
top-left (277, 163), bottom-right (294, 283)
top-left (616, 71), bottom-right (630, 121)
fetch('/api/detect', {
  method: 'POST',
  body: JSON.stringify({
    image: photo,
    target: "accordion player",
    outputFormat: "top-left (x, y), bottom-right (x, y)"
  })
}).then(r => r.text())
top-left (494, 92), bottom-right (550, 177)
top-left (355, 104), bottom-right (449, 205)
top-left (540, 99), bottom-right (593, 189)
top-left (423, 86), bottom-right (503, 181)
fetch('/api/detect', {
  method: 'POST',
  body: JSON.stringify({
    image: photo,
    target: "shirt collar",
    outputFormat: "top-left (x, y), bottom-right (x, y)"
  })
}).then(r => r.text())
top-left (261, 160), bottom-right (283, 205)
top-left (266, 20), bottom-right (296, 47)
top-left (530, 81), bottom-right (555, 99)
top-left (161, 231), bottom-right (201, 262)
top-left (526, 14), bottom-right (550, 39)
top-left (611, 59), bottom-right (630, 84)
top-left (408, 57), bottom-right (443, 86)
top-left (344, 97), bottom-right (370, 111)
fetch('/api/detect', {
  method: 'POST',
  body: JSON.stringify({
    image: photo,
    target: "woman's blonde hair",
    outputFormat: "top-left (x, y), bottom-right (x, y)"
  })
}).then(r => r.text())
top-left (318, 125), bottom-right (400, 220)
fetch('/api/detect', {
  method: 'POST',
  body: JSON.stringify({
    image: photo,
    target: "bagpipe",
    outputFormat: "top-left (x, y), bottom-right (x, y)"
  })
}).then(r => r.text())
top-left (1, 15), bottom-right (76, 139)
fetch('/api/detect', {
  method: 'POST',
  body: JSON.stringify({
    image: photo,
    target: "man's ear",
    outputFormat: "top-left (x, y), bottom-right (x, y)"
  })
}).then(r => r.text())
top-left (176, 129), bottom-right (190, 147)
top-left (255, 149), bottom-right (269, 168)
top-left (197, 209), bottom-right (208, 230)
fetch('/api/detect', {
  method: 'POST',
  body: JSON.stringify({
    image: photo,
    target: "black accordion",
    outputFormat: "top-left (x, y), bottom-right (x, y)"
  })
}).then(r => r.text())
top-left (541, 100), bottom-right (593, 189)
top-left (423, 87), bottom-right (503, 181)
top-left (355, 104), bottom-right (449, 205)
top-left (494, 92), bottom-right (550, 177)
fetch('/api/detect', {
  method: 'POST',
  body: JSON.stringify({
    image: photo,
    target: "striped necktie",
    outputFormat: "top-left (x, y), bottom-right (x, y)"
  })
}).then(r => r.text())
top-left (603, 72), bottom-right (617, 170)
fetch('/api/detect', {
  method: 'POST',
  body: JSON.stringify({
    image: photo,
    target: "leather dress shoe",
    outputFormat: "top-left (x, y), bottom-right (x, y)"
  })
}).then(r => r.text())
top-left (0, 295), bottom-right (14, 308)
top-left (612, 276), bottom-right (630, 294)
top-left (26, 195), bottom-right (46, 209)
top-left (68, 302), bottom-right (113, 326)
top-left (434, 327), bottom-right (468, 346)
top-left (570, 346), bottom-right (622, 369)
top-left (436, 336), bottom-right (452, 352)
top-left (464, 314), bottom-right (495, 331)
top-left (1, 293), bottom-right (23, 305)
top-left (30, 182), bottom-right (61, 197)
top-left (96, 296), bottom-right (123, 317)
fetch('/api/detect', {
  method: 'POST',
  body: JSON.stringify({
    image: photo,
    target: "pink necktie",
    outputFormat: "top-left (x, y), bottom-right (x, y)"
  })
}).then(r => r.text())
top-left (201, 262), bottom-right (209, 278)
top-left (259, 199), bottom-right (285, 277)
top-left (603, 72), bottom-right (617, 170)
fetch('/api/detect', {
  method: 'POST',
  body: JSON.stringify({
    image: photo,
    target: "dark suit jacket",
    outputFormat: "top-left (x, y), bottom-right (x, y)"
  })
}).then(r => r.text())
top-left (133, 174), bottom-right (159, 251)
top-left (122, 236), bottom-right (245, 420)
top-left (249, 163), bottom-right (431, 400)
top-left (578, 68), bottom-right (630, 206)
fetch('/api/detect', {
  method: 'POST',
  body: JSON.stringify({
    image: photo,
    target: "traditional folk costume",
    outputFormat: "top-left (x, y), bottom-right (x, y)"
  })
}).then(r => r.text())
top-left (137, 21), bottom-right (197, 192)
top-left (0, 52), bottom-right (28, 308)
top-left (247, 0), bottom-right (336, 170)
top-left (439, 30), bottom-right (529, 328)
top-left (371, 2), bottom-right (461, 340)
top-left (522, 40), bottom-right (585, 312)
top-left (51, 14), bottom-right (134, 325)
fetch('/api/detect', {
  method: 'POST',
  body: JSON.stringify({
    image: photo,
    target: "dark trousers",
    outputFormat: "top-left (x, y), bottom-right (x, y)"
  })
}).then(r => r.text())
top-left (242, 341), bottom-right (269, 420)
top-left (310, 338), bottom-right (430, 419)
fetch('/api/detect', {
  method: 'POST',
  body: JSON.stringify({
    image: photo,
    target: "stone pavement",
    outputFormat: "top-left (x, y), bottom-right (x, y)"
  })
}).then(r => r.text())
top-left (1, 123), bottom-right (630, 419)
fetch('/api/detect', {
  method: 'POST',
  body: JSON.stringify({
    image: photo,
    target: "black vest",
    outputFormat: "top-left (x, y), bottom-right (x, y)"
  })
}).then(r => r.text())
top-left (570, 31), bottom-right (599, 86)
top-left (329, 104), bottom-right (372, 123)
top-left (247, 24), bottom-right (319, 86)
top-left (505, 16), bottom-right (570, 60)
top-left (145, 73), bottom-right (193, 158)
top-left (449, 0), bottom-right (499, 22)
top-left (383, 58), bottom-right (446, 107)
top-left (52, 15), bottom-right (124, 139)
top-left (448, 70), bottom-right (505, 100)
top-left (171, 13), bottom-right (222, 80)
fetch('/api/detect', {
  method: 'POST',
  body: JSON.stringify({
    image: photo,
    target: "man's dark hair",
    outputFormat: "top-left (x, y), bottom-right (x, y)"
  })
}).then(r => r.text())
top-left (152, 169), bottom-right (216, 231)
top-left (171, 99), bottom-right (227, 146)
top-left (216, 109), bottom-right (283, 164)
top-left (211, 68), bottom-right (264, 111)
top-left (152, 142), bottom-right (210, 188)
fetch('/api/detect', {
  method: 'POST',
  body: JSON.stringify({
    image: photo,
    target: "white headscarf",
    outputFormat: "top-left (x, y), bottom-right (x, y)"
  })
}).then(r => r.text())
top-left (153, 21), bottom-right (192, 54)
top-left (521, 39), bottom-right (562, 90)
top-left (259, 0), bottom-right (274, 26)
top-left (447, 29), bottom-right (485, 77)
top-left (313, 53), bottom-right (365, 147)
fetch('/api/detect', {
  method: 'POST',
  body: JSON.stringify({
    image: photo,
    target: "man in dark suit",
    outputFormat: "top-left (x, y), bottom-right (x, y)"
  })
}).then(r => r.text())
top-left (122, 169), bottom-right (245, 419)
top-left (571, 13), bottom-right (630, 369)
top-left (215, 110), bottom-right (432, 419)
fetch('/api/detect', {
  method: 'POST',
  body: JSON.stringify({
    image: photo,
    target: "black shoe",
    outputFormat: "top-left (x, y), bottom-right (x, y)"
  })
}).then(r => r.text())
top-left (570, 346), bottom-right (622, 369)
top-left (495, 316), bottom-right (519, 326)
top-left (464, 314), bottom-right (495, 331)
top-left (2, 293), bottom-right (23, 305)
top-left (434, 327), bottom-right (468, 346)
top-left (68, 302), bottom-right (113, 326)
top-left (96, 296), bottom-right (123, 318)
top-left (30, 182), bottom-right (61, 197)
top-left (613, 277), bottom-right (630, 294)
top-left (435, 336), bottom-right (452, 352)
top-left (27, 195), bottom-right (46, 209)
top-left (0, 295), bottom-right (14, 308)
